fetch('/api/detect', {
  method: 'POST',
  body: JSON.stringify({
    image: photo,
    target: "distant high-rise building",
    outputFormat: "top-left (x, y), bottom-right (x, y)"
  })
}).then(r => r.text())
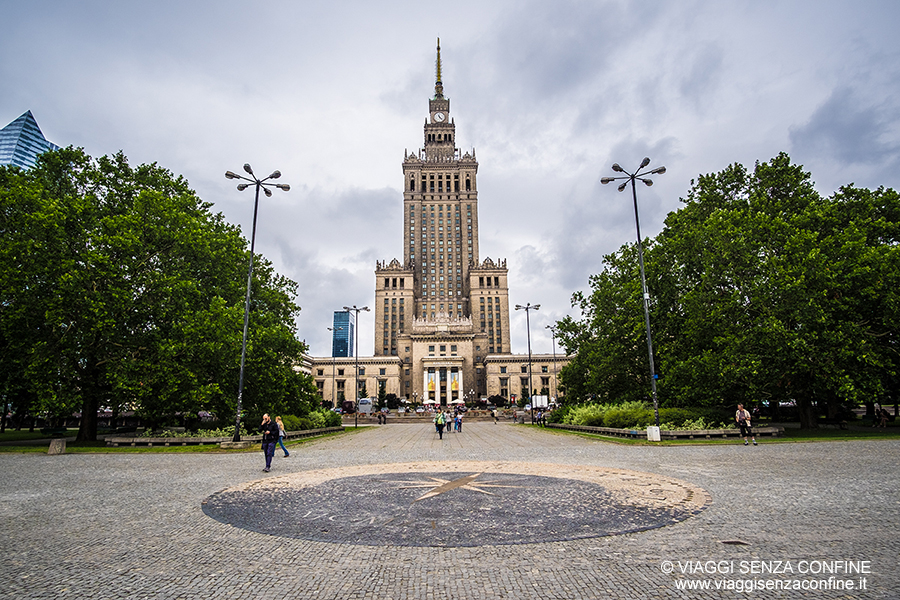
top-left (332, 311), bottom-right (355, 358)
top-left (0, 111), bottom-right (60, 169)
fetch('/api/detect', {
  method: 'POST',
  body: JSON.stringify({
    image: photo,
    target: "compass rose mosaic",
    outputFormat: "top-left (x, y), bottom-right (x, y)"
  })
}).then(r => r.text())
top-left (201, 461), bottom-right (710, 547)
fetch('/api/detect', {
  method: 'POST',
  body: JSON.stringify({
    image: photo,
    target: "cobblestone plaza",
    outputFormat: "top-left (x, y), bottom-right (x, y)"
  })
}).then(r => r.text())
top-left (2, 424), bottom-right (897, 599)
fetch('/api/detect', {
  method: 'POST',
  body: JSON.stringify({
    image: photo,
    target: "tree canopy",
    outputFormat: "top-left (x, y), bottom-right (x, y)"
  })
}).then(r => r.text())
top-left (0, 148), bottom-right (315, 440)
top-left (557, 153), bottom-right (899, 428)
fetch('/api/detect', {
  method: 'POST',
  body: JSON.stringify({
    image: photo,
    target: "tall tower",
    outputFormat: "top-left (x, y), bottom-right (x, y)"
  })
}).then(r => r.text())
top-left (331, 311), bottom-right (355, 357)
top-left (375, 40), bottom-right (511, 403)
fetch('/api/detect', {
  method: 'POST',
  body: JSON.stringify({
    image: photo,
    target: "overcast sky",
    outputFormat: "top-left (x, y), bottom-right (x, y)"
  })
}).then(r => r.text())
top-left (3, 0), bottom-right (899, 358)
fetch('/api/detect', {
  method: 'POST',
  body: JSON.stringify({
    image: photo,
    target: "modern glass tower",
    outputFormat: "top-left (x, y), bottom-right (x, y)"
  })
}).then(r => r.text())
top-left (331, 311), bottom-right (355, 358)
top-left (0, 111), bottom-right (60, 169)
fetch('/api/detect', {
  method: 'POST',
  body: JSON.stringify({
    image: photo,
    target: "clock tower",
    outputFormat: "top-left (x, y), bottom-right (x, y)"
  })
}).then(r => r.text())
top-left (374, 39), bottom-right (511, 405)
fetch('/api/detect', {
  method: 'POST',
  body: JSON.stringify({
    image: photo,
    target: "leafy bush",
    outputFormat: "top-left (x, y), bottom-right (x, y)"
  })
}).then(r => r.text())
top-left (564, 401), bottom-right (654, 428)
top-left (566, 403), bottom-right (609, 426)
top-left (602, 402), bottom-right (654, 429)
top-left (320, 409), bottom-right (342, 427)
top-left (562, 402), bottom-right (738, 430)
top-left (281, 415), bottom-right (302, 431)
top-left (658, 407), bottom-right (703, 425)
top-left (546, 405), bottom-right (571, 424)
top-left (307, 411), bottom-right (326, 429)
top-left (279, 410), bottom-right (340, 431)
top-left (139, 424), bottom-right (250, 438)
top-left (659, 416), bottom-right (735, 430)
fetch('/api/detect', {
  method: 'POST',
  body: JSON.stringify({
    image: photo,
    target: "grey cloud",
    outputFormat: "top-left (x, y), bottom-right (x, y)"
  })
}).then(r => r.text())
top-left (790, 86), bottom-right (900, 167)
top-left (678, 43), bottom-right (725, 109)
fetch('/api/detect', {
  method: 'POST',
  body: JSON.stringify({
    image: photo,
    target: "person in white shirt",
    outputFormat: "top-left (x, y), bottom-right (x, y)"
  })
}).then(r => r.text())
top-left (735, 404), bottom-right (757, 446)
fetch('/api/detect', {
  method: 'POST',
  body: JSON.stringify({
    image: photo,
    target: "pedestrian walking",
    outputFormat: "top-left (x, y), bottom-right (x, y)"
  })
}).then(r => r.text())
top-left (434, 411), bottom-right (446, 439)
top-left (260, 414), bottom-right (280, 472)
top-left (736, 403), bottom-right (757, 446)
top-left (275, 416), bottom-right (290, 458)
top-left (492, 408), bottom-right (499, 424)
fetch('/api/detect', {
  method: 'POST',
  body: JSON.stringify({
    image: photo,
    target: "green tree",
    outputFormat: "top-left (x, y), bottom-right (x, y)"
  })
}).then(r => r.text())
top-left (377, 380), bottom-right (387, 409)
top-left (558, 153), bottom-right (899, 428)
top-left (0, 148), bottom-right (307, 440)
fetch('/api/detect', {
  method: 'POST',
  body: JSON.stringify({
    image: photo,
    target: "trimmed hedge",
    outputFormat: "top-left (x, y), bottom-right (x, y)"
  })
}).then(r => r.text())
top-left (563, 402), bottom-right (735, 430)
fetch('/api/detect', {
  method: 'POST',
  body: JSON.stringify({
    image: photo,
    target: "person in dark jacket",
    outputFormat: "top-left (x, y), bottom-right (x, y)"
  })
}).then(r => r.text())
top-left (260, 414), bottom-right (279, 472)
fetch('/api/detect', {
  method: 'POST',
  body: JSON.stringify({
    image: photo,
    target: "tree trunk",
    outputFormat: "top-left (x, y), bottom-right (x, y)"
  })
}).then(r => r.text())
top-left (76, 362), bottom-right (103, 442)
top-left (77, 397), bottom-right (99, 442)
top-left (798, 397), bottom-right (818, 429)
top-left (864, 401), bottom-right (875, 419)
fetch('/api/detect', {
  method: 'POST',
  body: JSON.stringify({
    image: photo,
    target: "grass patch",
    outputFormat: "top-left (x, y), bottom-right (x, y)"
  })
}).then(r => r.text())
top-left (0, 429), bottom-right (78, 443)
top-left (0, 429), bottom-right (350, 454)
top-left (531, 424), bottom-right (900, 445)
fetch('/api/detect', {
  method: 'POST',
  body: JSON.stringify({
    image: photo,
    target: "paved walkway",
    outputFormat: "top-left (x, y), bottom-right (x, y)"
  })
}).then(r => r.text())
top-left (1, 422), bottom-right (897, 599)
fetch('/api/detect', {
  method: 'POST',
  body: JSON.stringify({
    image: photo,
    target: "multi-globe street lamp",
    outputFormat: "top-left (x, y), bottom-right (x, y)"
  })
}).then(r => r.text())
top-left (343, 305), bottom-right (369, 428)
top-left (601, 157), bottom-right (665, 427)
top-left (224, 164), bottom-right (290, 442)
top-left (515, 303), bottom-right (540, 424)
top-left (546, 324), bottom-right (559, 404)
top-left (327, 326), bottom-right (343, 408)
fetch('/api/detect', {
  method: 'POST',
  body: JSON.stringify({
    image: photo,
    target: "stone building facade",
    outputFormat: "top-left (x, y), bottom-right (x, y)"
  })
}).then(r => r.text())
top-left (310, 42), bottom-right (569, 406)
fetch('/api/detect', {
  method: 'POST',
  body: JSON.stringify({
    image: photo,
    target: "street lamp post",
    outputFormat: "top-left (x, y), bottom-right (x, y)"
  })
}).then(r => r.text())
top-left (327, 327), bottom-right (343, 408)
top-left (515, 303), bottom-right (540, 424)
top-left (343, 305), bottom-right (369, 428)
top-left (601, 157), bottom-right (666, 427)
top-left (224, 164), bottom-right (290, 442)
top-left (546, 325), bottom-right (558, 405)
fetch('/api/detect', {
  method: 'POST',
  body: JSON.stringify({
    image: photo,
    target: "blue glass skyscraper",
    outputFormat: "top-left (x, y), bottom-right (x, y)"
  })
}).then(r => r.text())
top-left (0, 111), bottom-right (60, 169)
top-left (332, 311), bottom-right (355, 358)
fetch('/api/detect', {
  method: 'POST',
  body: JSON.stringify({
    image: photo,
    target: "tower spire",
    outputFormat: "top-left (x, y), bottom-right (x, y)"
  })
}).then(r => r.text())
top-left (434, 38), bottom-right (444, 99)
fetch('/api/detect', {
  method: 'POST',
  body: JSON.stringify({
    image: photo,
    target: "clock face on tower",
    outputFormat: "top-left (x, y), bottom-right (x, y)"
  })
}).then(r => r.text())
top-left (433, 112), bottom-right (446, 123)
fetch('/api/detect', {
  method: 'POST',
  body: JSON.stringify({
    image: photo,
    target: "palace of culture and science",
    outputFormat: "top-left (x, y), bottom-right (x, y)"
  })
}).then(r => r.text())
top-left (309, 42), bottom-right (568, 406)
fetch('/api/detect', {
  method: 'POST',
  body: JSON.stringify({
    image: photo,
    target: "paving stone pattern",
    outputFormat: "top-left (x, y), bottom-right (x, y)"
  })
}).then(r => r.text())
top-left (202, 464), bottom-right (709, 547)
top-left (1, 423), bottom-right (898, 599)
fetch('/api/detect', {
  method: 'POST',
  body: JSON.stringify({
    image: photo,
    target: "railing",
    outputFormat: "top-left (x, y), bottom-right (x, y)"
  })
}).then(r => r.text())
top-left (105, 426), bottom-right (344, 447)
top-left (546, 423), bottom-right (784, 440)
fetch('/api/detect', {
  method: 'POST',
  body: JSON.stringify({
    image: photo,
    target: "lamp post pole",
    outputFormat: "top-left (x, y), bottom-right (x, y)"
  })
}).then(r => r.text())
top-left (224, 164), bottom-right (290, 442)
top-left (343, 305), bottom-right (369, 428)
top-left (327, 327), bottom-right (342, 409)
top-left (601, 157), bottom-right (666, 427)
top-left (546, 325), bottom-right (558, 405)
top-left (515, 303), bottom-right (540, 424)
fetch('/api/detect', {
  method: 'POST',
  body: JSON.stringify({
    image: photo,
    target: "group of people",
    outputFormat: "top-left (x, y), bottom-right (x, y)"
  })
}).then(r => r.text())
top-left (433, 409), bottom-right (464, 439)
top-left (259, 414), bottom-right (290, 472)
